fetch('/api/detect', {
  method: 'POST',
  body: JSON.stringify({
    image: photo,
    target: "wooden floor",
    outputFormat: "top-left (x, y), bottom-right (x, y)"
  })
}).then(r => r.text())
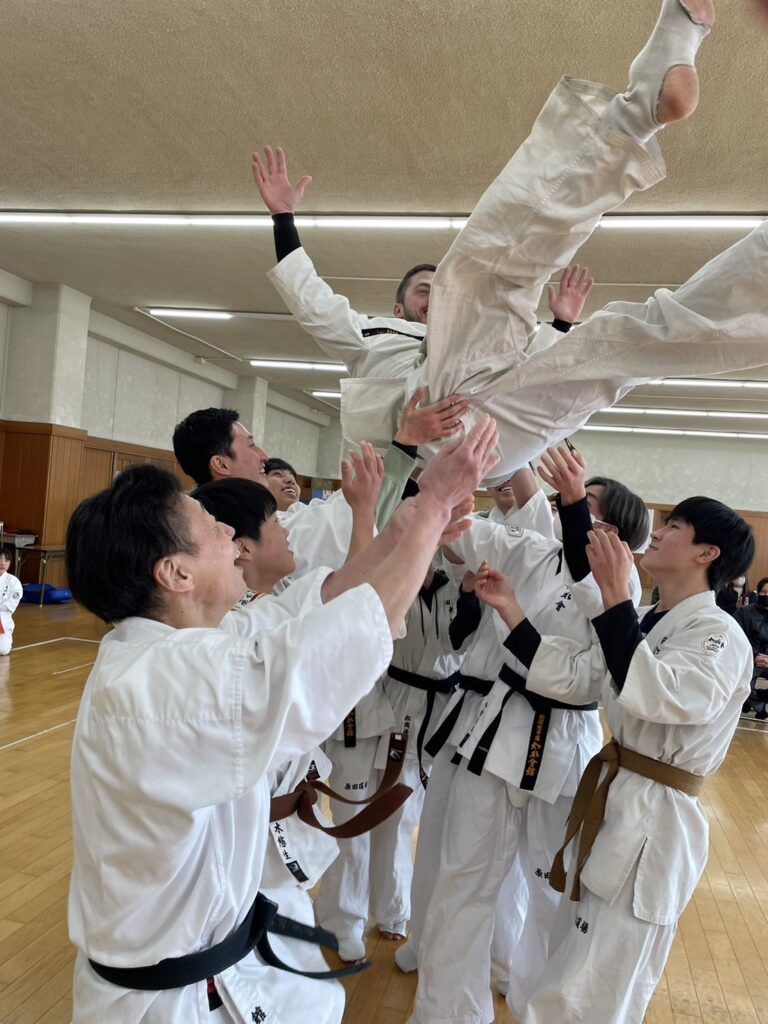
top-left (2, 603), bottom-right (768, 1023)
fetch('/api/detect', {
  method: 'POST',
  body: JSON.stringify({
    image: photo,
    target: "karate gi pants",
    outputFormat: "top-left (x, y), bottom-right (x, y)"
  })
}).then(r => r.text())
top-left (314, 736), bottom-right (379, 949)
top-left (0, 634), bottom-right (12, 656)
top-left (408, 767), bottom-right (528, 1024)
top-left (424, 76), bottom-right (768, 480)
top-left (522, 873), bottom-right (676, 1024)
top-left (315, 736), bottom-right (423, 943)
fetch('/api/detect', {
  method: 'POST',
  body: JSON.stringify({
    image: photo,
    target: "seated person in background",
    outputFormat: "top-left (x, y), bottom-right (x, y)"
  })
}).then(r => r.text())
top-left (0, 544), bottom-right (23, 656)
top-left (736, 576), bottom-right (768, 721)
top-left (265, 457), bottom-right (301, 512)
top-left (716, 575), bottom-right (749, 616)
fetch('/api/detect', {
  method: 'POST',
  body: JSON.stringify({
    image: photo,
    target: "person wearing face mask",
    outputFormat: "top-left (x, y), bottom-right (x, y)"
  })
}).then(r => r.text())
top-left (735, 577), bottom-right (768, 721)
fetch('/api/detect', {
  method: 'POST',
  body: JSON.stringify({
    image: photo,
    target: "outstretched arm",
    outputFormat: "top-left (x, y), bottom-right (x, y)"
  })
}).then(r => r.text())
top-left (254, 147), bottom-right (373, 371)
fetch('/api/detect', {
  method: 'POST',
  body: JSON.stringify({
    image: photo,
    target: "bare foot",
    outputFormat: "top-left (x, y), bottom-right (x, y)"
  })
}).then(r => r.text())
top-left (379, 929), bottom-right (407, 941)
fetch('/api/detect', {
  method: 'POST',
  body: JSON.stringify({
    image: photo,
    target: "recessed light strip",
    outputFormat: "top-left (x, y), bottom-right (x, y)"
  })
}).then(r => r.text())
top-left (652, 378), bottom-right (768, 389)
top-left (582, 425), bottom-right (768, 440)
top-left (0, 212), bottom-right (763, 230)
top-left (148, 308), bottom-right (233, 320)
top-left (311, 391), bottom-right (342, 399)
top-left (602, 406), bottom-right (768, 421)
top-left (251, 359), bottom-right (345, 372)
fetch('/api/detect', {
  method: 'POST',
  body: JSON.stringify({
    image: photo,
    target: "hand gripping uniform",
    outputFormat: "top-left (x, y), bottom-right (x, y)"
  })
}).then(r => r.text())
top-left (69, 568), bottom-right (392, 1024)
top-left (514, 585), bottom-right (753, 1024)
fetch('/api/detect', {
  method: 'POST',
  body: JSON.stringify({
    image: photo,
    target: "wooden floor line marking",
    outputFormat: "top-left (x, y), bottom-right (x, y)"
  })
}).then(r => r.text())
top-left (12, 636), bottom-right (99, 652)
top-left (0, 719), bottom-right (76, 752)
top-left (52, 661), bottom-right (95, 677)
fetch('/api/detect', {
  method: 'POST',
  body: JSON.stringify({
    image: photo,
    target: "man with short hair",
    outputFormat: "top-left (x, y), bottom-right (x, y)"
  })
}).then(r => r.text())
top-left (476, 493), bottom-right (755, 1023)
top-left (66, 418), bottom-right (498, 1024)
top-left (264, 457), bottom-right (301, 512)
top-left (172, 408), bottom-right (267, 486)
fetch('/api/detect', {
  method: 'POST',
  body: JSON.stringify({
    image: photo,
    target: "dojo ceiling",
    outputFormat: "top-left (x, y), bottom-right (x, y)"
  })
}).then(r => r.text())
top-left (0, 0), bottom-right (765, 424)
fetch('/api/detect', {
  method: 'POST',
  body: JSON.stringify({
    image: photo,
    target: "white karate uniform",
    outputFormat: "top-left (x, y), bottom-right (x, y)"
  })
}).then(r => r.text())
top-left (368, 576), bottom-right (466, 934)
top-left (69, 567), bottom-right (392, 1024)
top-left (0, 571), bottom-right (22, 655)
top-left (410, 518), bottom-right (631, 1024)
top-left (522, 588), bottom-right (753, 1024)
top-left (278, 78), bottom-right (768, 481)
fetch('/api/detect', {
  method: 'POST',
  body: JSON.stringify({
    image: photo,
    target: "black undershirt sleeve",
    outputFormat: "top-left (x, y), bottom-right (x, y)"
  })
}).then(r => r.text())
top-left (591, 600), bottom-right (644, 691)
top-left (273, 212), bottom-right (302, 262)
top-left (503, 618), bottom-right (542, 669)
top-left (552, 319), bottom-right (573, 333)
top-left (449, 588), bottom-right (482, 651)
top-left (557, 495), bottom-right (593, 583)
top-left (391, 439), bottom-right (418, 459)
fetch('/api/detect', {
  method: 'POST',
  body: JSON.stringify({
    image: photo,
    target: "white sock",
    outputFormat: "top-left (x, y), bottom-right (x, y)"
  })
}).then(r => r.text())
top-left (606, 0), bottom-right (712, 144)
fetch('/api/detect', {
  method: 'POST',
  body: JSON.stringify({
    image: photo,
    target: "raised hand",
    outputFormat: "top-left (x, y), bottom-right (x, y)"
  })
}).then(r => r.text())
top-left (252, 146), bottom-right (312, 216)
top-left (548, 265), bottom-right (594, 324)
top-left (537, 445), bottom-right (587, 506)
top-left (418, 415), bottom-right (500, 510)
top-left (395, 389), bottom-right (472, 446)
top-left (341, 442), bottom-right (384, 514)
top-left (585, 529), bottom-right (634, 609)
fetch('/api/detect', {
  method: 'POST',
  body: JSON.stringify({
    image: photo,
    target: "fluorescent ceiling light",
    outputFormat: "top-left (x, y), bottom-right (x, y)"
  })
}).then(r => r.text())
top-left (0, 212), bottom-right (762, 230)
top-left (250, 359), bottom-right (345, 372)
top-left (598, 216), bottom-right (764, 230)
top-left (602, 406), bottom-right (768, 421)
top-left (653, 378), bottom-right (768, 389)
top-left (582, 425), bottom-right (768, 440)
top-left (148, 308), bottom-right (233, 320)
top-left (311, 391), bottom-right (342, 399)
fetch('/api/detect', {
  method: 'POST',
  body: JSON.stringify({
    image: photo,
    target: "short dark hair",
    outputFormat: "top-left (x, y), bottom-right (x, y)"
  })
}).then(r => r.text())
top-left (668, 496), bottom-right (755, 590)
top-left (395, 264), bottom-right (436, 307)
top-left (586, 476), bottom-right (649, 551)
top-left (192, 479), bottom-right (277, 543)
top-left (0, 544), bottom-right (12, 561)
top-left (756, 577), bottom-right (768, 592)
top-left (66, 465), bottom-right (197, 623)
top-left (264, 457), bottom-right (298, 480)
top-left (173, 408), bottom-right (239, 485)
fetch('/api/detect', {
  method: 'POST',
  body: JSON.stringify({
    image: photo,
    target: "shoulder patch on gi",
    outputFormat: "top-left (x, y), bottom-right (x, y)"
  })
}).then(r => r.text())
top-left (703, 633), bottom-right (728, 656)
top-left (505, 524), bottom-right (524, 538)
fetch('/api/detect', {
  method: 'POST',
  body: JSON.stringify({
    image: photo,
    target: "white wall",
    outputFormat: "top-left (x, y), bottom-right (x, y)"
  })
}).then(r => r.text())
top-left (0, 301), bottom-right (9, 417)
top-left (316, 421), bottom-right (343, 479)
top-left (263, 405), bottom-right (321, 476)
top-left (82, 336), bottom-right (225, 449)
top-left (571, 430), bottom-right (768, 512)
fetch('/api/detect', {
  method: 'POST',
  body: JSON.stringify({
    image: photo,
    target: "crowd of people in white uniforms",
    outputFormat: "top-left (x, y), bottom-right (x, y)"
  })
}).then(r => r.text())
top-left (65, 2), bottom-right (765, 1022)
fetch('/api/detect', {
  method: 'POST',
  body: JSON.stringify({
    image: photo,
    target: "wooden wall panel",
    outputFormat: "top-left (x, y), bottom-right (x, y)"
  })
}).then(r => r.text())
top-left (78, 447), bottom-right (114, 504)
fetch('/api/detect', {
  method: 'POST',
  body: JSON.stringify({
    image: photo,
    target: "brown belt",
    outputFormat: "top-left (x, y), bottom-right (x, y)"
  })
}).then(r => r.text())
top-left (550, 739), bottom-right (705, 902)
top-left (269, 733), bottom-right (412, 839)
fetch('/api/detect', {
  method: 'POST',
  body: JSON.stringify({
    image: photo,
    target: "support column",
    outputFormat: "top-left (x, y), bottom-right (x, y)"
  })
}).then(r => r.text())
top-left (228, 375), bottom-right (268, 444)
top-left (3, 283), bottom-right (91, 426)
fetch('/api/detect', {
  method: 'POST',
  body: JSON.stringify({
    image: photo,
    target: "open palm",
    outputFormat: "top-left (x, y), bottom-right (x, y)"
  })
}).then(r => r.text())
top-left (252, 146), bottom-right (312, 215)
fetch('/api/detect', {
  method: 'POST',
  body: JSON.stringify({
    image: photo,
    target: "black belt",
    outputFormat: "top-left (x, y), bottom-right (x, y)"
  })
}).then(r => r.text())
top-left (387, 665), bottom-right (458, 787)
top-left (88, 892), bottom-right (368, 992)
top-left (466, 663), bottom-right (599, 788)
top-left (423, 672), bottom-right (494, 762)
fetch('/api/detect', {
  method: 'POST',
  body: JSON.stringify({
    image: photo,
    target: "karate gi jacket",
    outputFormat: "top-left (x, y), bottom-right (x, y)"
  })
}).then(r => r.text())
top-left (375, 575), bottom-right (466, 770)
top-left (69, 568), bottom-right (392, 1024)
top-left (0, 571), bottom-right (22, 635)
top-left (267, 245), bottom-right (561, 449)
top-left (446, 518), bottom-right (613, 801)
top-left (526, 588), bottom-right (752, 924)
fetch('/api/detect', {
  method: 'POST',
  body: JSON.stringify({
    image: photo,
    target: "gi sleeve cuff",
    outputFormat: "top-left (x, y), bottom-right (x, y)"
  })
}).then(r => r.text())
top-left (504, 618), bottom-right (541, 668)
top-left (592, 599), bottom-right (643, 692)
